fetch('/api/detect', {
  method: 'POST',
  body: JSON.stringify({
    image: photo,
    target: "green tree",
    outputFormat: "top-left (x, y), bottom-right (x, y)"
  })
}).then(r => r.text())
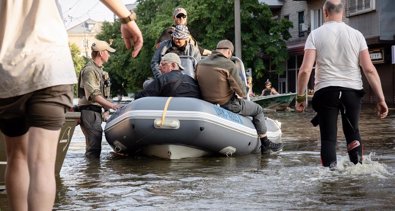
top-left (96, 0), bottom-right (292, 94)
top-left (69, 43), bottom-right (86, 95)
top-left (69, 43), bottom-right (85, 74)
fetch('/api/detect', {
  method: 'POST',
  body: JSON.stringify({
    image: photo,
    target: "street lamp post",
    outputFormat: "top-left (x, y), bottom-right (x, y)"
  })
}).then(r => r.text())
top-left (83, 21), bottom-right (95, 58)
top-left (234, 0), bottom-right (241, 59)
top-left (83, 34), bottom-right (89, 58)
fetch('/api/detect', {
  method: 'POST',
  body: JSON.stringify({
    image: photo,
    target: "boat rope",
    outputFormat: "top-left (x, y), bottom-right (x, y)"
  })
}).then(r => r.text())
top-left (161, 97), bottom-right (173, 127)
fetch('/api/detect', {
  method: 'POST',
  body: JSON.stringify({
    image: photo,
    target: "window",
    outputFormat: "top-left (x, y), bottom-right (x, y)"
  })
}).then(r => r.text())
top-left (310, 9), bottom-right (323, 30)
top-left (298, 11), bottom-right (305, 37)
top-left (347, 0), bottom-right (375, 17)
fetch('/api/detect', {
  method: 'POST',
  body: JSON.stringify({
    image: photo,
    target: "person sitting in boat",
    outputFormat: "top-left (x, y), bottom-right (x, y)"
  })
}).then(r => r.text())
top-left (261, 79), bottom-right (279, 96)
top-left (155, 7), bottom-right (211, 56)
top-left (151, 24), bottom-right (201, 79)
top-left (136, 53), bottom-right (200, 99)
top-left (195, 39), bottom-right (283, 154)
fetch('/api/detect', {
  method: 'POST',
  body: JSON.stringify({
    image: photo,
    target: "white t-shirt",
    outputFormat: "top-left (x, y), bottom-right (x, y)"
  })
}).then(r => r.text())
top-left (0, 0), bottom-right (77, 98)
top-left (305, 21), bottom-right (368, 91)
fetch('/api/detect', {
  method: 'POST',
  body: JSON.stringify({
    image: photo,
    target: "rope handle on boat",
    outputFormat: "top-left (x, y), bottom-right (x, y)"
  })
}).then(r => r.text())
top-left (161, 97), bottom-right (173, 127)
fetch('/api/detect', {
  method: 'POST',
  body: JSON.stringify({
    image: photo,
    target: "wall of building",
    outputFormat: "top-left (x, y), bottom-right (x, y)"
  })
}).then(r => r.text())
top-left (347, 2), bottom-right (379, 38)
top-left (378, 0), bottom-right (395, 40)
top-left (280, 0), bottom-right (308, 42)
top-left (346, 0), bottom-right (395, 105)
top-left (347, 0), bottom-right (395, 41)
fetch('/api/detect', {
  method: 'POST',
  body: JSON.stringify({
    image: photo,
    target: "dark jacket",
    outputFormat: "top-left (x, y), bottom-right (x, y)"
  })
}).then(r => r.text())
top-left (135, 70), bottom-right (200, 99)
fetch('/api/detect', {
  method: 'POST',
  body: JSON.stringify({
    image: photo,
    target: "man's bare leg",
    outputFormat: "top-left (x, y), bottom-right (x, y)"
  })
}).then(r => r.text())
top-left (5, 127), bottom-right (59, 211)
top-left (27, 127), bottom-right (59, 211)
top-left (5, 133), bottom-right (29, 211)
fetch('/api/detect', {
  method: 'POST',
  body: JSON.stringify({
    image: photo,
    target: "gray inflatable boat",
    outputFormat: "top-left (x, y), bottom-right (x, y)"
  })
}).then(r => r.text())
top-left (104, 96), bottom-right (282, 159)
top-left (104, 56), bottom-right (282, 159)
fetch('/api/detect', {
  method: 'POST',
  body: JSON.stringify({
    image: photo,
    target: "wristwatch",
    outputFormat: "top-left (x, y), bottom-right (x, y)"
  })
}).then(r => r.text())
top-left (119, 11), bottom-right (136, 24)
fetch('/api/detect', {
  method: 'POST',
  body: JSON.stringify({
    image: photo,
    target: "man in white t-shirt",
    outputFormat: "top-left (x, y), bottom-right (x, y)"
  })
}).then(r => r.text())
top-left (295, 0), bottom-right (388, 169)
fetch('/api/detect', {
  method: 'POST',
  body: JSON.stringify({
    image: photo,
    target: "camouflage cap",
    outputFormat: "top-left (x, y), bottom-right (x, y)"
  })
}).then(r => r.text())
top-left (91, 40), bottom-right (115, 52)
top-left (173, 7), bottom-right (187, 17)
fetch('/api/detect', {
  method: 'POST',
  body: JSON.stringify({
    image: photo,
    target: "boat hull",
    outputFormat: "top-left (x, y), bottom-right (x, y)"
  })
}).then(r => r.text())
top-left (105, 97), bottom-right (282, 159)
top-left (252, 93), bottom-right (296, 110)
top-left (0, 112), bottom-right (80, 189)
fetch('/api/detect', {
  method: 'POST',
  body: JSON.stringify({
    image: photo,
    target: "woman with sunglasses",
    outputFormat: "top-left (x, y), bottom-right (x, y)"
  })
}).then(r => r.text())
top-left (155, 7), bottom-right (211, 56)
top-left (151, 25), bottom-right (201, 79)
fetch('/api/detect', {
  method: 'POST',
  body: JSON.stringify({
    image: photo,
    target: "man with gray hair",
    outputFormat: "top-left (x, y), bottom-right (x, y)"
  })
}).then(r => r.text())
top-left (151, 25), bottom-right (201, 79)
top-left (137, 53), bottom-right (200, 99)
top-left (296, 0), bottom-right (388, 169)
top-left (196, 39), bottom-right (283, 154)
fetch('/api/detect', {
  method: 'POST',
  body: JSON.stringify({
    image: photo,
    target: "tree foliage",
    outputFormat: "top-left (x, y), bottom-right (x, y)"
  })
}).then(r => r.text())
top-left (96, 0), bottom-right (292, 95)
top-left (69, 43), bottom-right (86, 95)
top-left (69, 43), bottom-right (86, 74)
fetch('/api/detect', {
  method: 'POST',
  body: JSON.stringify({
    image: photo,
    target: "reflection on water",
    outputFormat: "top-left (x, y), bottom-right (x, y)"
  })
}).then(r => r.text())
top-left (1, 107), bottom-right (394, 210)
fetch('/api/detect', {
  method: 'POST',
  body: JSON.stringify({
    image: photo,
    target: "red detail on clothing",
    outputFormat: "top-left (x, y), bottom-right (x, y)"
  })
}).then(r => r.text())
top-left (347, 140), bottom-right (360, 151)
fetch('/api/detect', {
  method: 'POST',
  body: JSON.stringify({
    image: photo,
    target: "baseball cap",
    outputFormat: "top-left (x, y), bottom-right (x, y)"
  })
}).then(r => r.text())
top-left (91, 40), bottom-right (116, 52)
top-left (161, 53), bottom-right (184, 70)
top-left (173, 7), bottom-right (187, 17)
top-left (172, 25), bottom-right (190, 40)
top-left (216, 39), bottom-right (234, 54)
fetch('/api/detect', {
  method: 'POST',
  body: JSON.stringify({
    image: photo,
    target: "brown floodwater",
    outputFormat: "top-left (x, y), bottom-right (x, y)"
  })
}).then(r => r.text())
top-left (1, 106), bottom-right (394, 210)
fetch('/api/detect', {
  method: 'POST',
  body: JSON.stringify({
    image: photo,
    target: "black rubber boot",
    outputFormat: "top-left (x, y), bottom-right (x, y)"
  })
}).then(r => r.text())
top-left (260, 136), bottom-right (283, 154)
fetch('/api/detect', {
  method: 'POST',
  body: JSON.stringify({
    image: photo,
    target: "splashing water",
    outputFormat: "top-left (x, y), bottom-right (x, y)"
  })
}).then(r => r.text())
top-left (317, 152), bottom-right (394, 180)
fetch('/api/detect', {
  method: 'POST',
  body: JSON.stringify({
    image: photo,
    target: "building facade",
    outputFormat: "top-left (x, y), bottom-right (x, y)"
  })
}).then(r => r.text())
top-left (346, 0), bottom-right (395, 104)
top-left (66, 3), bottom-right (137, 58)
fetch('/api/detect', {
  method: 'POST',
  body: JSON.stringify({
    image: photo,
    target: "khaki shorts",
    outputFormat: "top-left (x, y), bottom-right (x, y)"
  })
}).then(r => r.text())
top-left (0, 85), bottom-right (74, 137)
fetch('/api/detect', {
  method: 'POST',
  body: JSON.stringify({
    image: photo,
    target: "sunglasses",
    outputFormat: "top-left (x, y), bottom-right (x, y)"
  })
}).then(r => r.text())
top-left (173, 37), bottom-right (187, 41)
top-left (176, 14), bottom-right (187, 19)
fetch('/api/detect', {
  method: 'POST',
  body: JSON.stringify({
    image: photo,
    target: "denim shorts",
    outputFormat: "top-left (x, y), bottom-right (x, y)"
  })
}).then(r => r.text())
top-left (0, 85), bottom-right (73, 137)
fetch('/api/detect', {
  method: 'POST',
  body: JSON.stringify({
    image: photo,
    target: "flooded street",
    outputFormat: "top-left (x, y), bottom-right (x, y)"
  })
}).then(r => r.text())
top-left (1, 107), bottom-right (394, 210)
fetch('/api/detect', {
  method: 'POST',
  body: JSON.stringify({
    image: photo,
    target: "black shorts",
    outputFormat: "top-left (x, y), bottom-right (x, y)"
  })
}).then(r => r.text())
top-left (0, 85), bottom-right (73, 137)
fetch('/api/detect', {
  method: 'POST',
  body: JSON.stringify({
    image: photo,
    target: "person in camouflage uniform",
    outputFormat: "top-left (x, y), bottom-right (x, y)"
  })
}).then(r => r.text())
top-left (78, 40), bottom-right (121, 158)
